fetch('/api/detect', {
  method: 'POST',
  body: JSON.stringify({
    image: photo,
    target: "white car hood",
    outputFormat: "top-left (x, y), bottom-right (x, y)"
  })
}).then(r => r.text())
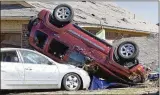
top-left (56, 63), bottom-right (89, 76)
top-left (57, 63), bottom-right (81, 70)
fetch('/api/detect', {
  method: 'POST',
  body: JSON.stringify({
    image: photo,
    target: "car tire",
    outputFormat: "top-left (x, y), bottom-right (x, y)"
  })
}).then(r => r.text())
top-left (62, 73), bottom-right (81, 91)
top-left (27, 17), bottom-right (38, 36)
top-left (117, 41), bottom-right (139, 61)
top-left (51, 4), bottom-right (74, 27)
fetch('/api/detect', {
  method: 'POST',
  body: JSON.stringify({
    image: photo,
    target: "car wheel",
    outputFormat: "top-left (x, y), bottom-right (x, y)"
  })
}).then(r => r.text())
top-left (62, 73), bottom-right (81, 91)
top-left (51, 4), bottom-right (74, 26)
top-left (27, 17), bottom-right (38, 36)
top-left (117, 41), bottom-right (139, 61)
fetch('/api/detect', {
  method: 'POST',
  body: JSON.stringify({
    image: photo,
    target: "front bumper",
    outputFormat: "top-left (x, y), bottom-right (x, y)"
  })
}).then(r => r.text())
top-left (79, 71), bottom-right (91, 89)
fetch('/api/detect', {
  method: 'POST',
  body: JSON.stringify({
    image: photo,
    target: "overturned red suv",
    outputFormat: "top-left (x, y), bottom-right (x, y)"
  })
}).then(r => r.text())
top-left (27, 4), bottom-right (147, 84)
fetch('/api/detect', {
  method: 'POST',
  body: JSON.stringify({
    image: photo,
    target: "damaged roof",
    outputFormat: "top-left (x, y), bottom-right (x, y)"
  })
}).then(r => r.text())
top-left (1, 1), bottom-right (158, 33)
top-left (1, 1), bottom-right (38, 20)
top-left (1, 8), bottom-right (38, 19)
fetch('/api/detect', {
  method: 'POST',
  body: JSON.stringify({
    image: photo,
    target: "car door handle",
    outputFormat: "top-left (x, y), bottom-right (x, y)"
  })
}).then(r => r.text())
top-left (25, 68), bottom-right (32, 70)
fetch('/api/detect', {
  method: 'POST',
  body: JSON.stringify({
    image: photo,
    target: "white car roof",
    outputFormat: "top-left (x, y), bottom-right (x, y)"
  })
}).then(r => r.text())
top-left (1, 48), bottom-right (34, 52)
top-left (1, 48), bottom-right (60, 64)
top-left (1, 48), bottom-right (46, 57)
top-left (1, 48), bottom-right (25, 50)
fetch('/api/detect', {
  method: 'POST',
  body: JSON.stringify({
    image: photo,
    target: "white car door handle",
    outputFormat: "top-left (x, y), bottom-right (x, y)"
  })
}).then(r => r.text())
top-left (25, 68), bottom-right (32, 70)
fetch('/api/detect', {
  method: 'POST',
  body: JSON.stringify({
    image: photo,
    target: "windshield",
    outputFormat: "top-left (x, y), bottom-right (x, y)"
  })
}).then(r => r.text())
top-left (67, 51), bottom-right (86, 67)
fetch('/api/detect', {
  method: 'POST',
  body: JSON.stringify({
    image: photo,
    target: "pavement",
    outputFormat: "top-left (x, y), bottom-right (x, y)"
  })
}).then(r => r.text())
top-left (2, 80), bottom-right (159, 95)
top-left (2, 87), bottom-right (159, 95)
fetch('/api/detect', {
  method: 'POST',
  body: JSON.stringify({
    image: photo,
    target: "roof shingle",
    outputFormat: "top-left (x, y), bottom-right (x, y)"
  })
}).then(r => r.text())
top-left (1, 1), bottom-right (158, 33)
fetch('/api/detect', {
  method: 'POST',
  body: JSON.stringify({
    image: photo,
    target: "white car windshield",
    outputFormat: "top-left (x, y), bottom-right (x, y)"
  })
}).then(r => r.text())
top-left (20, 50), bottom-right (50, 64)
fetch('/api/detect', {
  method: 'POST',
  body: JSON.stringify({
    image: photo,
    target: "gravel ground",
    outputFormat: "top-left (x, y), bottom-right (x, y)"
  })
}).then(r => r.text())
top-left (2, 81), bottom-right (159, 95)
top-left (113, 34), bottom-right (159, 71)
top-left (3, 87), bottom-right (159, 95)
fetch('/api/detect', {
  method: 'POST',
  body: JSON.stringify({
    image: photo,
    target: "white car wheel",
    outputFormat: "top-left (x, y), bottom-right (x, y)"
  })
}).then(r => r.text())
top-left (62, 73), bottom-right (81, 91)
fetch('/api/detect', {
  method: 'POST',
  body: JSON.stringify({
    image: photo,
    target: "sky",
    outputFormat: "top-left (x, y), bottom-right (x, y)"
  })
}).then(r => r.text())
top-left (115, 1), bottom-right (158, 24)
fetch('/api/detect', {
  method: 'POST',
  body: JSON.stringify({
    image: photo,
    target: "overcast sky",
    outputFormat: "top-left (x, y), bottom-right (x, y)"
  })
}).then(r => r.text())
top-left (115, 1), bottom-right (158, 24)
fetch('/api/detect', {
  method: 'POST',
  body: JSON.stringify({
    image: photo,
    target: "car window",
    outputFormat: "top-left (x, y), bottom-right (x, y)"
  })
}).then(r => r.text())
top-left (48, 39), bottom-right (69, 59)
top-left (1, 51), bottom-right (19, 63)
top-left (34, 30), bottom-right (48, 49)
top-left (67, 51), bottom-right (86, 67)
top-left (20, 50), bottom-right (51, 65)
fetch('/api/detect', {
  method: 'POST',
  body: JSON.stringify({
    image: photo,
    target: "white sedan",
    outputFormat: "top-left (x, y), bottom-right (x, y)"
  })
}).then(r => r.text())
top-left (1, 48), bottom-right (90, 91)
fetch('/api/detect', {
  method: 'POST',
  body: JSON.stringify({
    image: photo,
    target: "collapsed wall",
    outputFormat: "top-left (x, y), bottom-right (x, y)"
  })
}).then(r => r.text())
top-left (113, 34), bottom-right (159, 71)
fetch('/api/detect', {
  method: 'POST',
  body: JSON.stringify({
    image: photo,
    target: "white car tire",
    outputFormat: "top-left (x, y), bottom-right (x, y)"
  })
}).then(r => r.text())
top-left (62, 73), bottom-right (81, 91)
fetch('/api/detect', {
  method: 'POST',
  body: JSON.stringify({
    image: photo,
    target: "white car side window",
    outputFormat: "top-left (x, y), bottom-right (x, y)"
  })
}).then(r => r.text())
top-left (1, 51), bottom-right (19, 63)
top-left (20, 50), bottom-right (50, 65)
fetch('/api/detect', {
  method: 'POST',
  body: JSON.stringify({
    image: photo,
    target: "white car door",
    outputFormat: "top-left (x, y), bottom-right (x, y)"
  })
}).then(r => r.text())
top-left (18, 50), bottom-right (59, 89)
top-left (1, 50), bottom-right (24, 89)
